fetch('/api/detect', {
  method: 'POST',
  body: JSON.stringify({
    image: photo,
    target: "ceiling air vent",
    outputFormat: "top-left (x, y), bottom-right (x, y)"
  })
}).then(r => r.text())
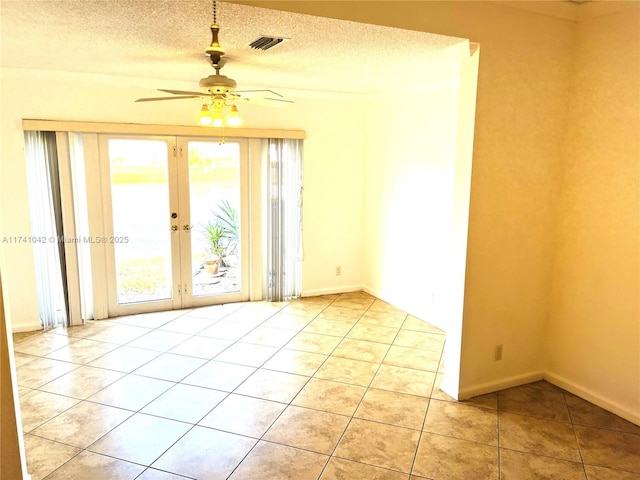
top-left (249, 36), bottom-right (287, 51)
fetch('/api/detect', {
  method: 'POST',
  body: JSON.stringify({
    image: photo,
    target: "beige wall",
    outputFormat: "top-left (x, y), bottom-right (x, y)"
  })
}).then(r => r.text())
top-left (546, 3), bottom-right (640, 421)
top-left (291, 96), bottom-right (368, 296)
top-left (236, 1), bottom-right (639, 420)
top-left (362, 79), bottom-right (461, 332)
top-left (240, 0), bottom-right (572, 390)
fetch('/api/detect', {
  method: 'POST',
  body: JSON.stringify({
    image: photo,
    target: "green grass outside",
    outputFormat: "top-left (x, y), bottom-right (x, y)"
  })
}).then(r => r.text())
top-left (117, 257), bottom-right (168, 297)
top-left (111, 165), bottom-right (239, 185)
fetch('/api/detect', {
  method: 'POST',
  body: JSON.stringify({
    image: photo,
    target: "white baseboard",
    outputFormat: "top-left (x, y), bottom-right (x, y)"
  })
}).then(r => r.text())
top-left (361, 285), bottom-right (382, 299)
top-left (11, 322), bottom-right (43, 333)
top-left (459, 369), bottom-right (639, 426)
top-left (544, 371), bottom-right (640, 426)
top-left (360, 286), bottom-right (449, 332)
top-left (301, 285), bottom-right (364, 297)
top-left (458, 370), bottom-right (545, 399)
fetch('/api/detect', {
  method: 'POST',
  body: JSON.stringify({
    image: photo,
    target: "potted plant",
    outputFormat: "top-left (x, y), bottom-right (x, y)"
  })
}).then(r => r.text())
top-left (213, 199), bottom-right (239, 265)
top-left (199, 200), bottom-right (239, 275)
top-left (202, 221), bottom-right (224, 274)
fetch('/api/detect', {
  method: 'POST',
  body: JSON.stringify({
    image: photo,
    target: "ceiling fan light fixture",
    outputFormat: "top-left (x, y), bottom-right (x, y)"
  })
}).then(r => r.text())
top-left (197, 104), bottom-right (213, 126)
top-left (198, 98), bottom-right (242, 128)
top-left (227, 104), bottom-right (243, 126)
top-left (210, 108), bottom-right (225, 127)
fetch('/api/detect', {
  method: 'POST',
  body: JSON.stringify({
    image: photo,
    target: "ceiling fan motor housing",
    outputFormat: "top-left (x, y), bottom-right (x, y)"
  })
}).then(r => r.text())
top-left (199, 74), bottom-right (237, 94)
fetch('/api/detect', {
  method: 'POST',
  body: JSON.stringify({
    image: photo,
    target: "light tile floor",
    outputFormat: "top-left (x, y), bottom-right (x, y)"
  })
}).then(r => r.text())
top-left (12, 292), bottom-right (640, 479)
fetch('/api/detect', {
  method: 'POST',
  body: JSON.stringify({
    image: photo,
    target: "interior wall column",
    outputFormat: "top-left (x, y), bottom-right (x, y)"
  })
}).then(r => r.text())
top-left (1, 271), bottom-right (31, 479)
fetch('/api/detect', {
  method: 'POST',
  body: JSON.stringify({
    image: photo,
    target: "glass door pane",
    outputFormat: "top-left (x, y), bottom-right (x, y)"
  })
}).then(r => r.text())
top-left (187, 141), bottom-right (242, 297)
top-left (107, 139), bottom-right (174, 305)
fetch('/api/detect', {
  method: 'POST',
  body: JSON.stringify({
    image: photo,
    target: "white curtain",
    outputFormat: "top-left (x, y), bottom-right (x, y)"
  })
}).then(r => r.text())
top-left (24, 131), bottom-right (68, 328)
top-left (68, 133), bottom-right (94, 321)
top-left (264, 138), bottom-right (303, 301)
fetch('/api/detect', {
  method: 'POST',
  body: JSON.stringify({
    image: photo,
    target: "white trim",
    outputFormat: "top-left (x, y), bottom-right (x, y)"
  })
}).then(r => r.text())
top-left (238, 140), bottom-right (252, 303)
top-left (22, 119), bottom-right (305, 140)
top-left (176, 137), bottom-right (192, 307)
top-left (302, 285), bottom-right (364, 297)
top-left (458, 370), bottom-right (545, 400)
top-left (445, 46), bottom-right (481, 403)
top-left (545, 371), bottom-right (640, 426)
top-left (168, 137), bottom-right (183, 311)
top-left (361, 285), bottom-right (383, 300)
top-left (458, 369), bottom-right (640, 425)
top-left (248, 139), bottom-right (263, 301)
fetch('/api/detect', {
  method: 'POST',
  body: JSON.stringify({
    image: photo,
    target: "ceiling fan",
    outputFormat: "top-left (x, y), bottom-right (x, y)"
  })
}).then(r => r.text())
top-left (135, 1), bottom-right (292, 127)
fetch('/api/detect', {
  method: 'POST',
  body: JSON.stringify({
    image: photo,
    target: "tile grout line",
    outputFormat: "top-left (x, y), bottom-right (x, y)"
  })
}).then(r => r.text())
top-left (223, 296), bottom-right (340, 479)
top-left (407, 336), bottom-right (445, 479)
top-left (107, 296), bottom-right (427, 478)
top-left (17, 299), bottom-right (291, 479)
top-left (562, 389), bottom-right (589, 478)
top-left (219, 294), bottom-right (376, 478)
top-left (311, 298), bottom-right (377, 479)
top-left (315, 301), bottom-right (419, 478)
top-left (26, 295), bottom-right (624, 479)
top-left (23, 301), bottom-right (284, 480)
top-left (92, 300), bottom-right (293, 479)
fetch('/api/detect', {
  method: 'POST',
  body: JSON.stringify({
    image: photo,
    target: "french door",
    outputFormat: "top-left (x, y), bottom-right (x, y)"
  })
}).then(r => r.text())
top-left (99, 135), bottom-right (249, 315)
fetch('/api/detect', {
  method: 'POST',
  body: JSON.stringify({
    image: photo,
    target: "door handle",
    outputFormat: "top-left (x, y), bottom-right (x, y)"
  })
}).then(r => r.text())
top-left (183, 224), bottom-right (193, 231)
top-left (170, 225), bottom-right (178, 231)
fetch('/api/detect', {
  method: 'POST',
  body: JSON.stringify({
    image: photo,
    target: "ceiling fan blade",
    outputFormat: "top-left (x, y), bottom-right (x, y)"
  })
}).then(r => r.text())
top-left (232, 96), bottom-right (293, 107)
top-left (264, 97), bottom-right (295, 104)
top-left (230, 92), bottom-right (294, 107)
top-left (135, 95), bottom-right (201, 102)
top-left (235, 89), bottom-right (285, 98)
top-left (157, 88), bottom-right (206, 96)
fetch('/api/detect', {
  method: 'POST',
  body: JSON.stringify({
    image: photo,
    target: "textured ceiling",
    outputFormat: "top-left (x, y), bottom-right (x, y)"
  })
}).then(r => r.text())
top-left (0, 1), bottom-right (469, 96)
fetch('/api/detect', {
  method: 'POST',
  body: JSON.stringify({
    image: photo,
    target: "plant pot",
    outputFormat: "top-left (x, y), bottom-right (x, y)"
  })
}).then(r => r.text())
top-left (203, 257), bottom-right (220, 275)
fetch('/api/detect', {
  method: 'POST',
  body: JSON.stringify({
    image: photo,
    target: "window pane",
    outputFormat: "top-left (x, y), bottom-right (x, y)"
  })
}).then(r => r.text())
top-left (188, 141), bottom-right (241, 297)
top-left (109, 139), bottom-right (172, 304)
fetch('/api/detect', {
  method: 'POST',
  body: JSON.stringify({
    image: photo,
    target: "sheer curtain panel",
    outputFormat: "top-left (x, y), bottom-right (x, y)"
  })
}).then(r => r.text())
top-left (265, 138), bottom-right (303, 301)
top-left (24, 131), bottom-right (68, 328)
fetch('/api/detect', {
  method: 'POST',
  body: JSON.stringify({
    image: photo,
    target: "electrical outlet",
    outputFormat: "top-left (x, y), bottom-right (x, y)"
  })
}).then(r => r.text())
top-left (494, 344), bottom-right (503, 361)
top-left (335, 266), bottom-right (342, 276)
